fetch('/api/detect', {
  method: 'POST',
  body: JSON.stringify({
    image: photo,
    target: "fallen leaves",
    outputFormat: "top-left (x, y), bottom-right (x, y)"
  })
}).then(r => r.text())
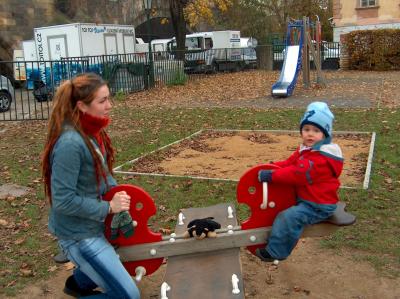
top-left (5, 279), bottom-right (17, 287)
top-left (14, 238), bottom-right (25, 245)
top-left (384, 177), bottom-right (393, 184)
top-left (64, 262), bottom-right (75, 271)
top-left (20, 268), bottom-right (34, 277)
top-left (293, 285), bottom-right (311, 295)
top-left (32, 178), bottom-right (42, 184)
top-left (125, 71), bottom-right (276, 108)
top-left (120, 70), bottom-right (400, 109)
top-left (47, 265), bottom-right (57, 272)
top-left (0, 269), bottom-right (12, 277)
top-left (159, 227), bottom-right (172, 235)
top-left (19, 263), bottom-right (34, 277)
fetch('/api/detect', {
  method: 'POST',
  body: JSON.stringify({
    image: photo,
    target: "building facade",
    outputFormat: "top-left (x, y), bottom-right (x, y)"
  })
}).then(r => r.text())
top-left (332, 0), bottom-right (400, 42)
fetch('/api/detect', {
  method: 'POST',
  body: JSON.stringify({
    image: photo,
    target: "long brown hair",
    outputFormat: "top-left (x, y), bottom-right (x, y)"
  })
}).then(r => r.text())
top-left (42, 73), bottom-right (115, 204)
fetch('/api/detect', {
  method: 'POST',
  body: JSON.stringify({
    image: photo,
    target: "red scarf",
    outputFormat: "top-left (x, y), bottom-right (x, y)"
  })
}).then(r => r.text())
top-left (79, 112), bottom-right (110, 154)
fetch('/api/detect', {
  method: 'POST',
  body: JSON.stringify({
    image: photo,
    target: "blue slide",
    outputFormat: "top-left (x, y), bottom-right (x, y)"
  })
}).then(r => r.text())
top-left (271, 20), bottom-right (304, 98)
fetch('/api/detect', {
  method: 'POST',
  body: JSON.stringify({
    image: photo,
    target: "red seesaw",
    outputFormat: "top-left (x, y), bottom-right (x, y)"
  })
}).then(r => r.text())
top-left (103, 164), bottom-right (356, 298)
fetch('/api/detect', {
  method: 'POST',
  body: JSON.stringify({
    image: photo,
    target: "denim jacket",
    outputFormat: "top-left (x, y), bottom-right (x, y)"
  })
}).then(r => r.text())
top-left (48, 128), bottom-right (116, 240)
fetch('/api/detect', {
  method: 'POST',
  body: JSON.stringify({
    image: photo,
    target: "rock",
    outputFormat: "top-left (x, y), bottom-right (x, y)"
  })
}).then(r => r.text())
top-left (0, 184), bottom-right (32, 199)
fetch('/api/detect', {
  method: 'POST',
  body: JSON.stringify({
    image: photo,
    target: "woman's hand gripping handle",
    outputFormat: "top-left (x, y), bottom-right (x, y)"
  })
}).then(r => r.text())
top-left (109, 191), bottom-right (131, 214)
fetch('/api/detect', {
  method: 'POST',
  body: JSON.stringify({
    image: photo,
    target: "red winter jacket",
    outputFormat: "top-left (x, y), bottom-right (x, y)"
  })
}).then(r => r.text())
top-left (271, 143), bottom-right (344, 205)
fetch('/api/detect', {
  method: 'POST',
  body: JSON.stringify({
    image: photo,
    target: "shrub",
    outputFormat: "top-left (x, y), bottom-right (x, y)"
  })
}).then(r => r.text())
top-left (344, 29), bottom-right (400, 70)
top-left (167, 70), bottom-right (188, 86)
top-left (114, 89), bottom-right (125, 101)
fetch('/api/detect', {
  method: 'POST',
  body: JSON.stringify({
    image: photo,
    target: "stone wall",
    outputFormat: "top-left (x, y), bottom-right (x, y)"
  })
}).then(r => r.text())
top-left (0, 0), bottom-right (170, 62)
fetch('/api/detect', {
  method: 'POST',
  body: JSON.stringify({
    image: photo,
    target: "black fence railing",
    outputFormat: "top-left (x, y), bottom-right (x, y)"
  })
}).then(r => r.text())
top-left (1, 63), bottom-right (52, 121)
top-left (0, 43), bottom-right (340, 121)
top-left (168, 47), bottom-right (259, 73)
top-left (61, 54), bottom-right (147, 93)
top-left (272, 42), bottom-right (340, 70)
top-left (0, 55), bottom-right (184, 121)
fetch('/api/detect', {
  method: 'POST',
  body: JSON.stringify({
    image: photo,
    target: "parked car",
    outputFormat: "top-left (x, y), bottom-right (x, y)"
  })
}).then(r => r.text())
top-left (240, 37), bottom-right (258, 68)
top-left (321, 42), bottom-right (340, 60)
top-left (0, 75), bottom-right (14, 112)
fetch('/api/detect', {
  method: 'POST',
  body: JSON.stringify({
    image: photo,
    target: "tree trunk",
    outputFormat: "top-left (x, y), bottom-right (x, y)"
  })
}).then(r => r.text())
top-left (169, 0), bottom-right (187, 60)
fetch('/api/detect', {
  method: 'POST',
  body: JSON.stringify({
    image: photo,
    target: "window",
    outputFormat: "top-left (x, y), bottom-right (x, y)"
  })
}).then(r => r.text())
top-left (360, 0), bottom-right (376, 7)
top-left (205, 38), bottom-right (213, 50)
top-left (185, 37), bottom-right (202, 50)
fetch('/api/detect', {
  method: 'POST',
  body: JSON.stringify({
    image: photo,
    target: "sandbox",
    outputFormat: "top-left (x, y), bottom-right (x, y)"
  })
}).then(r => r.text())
top-left (114, 130), bottom-right (376, 189)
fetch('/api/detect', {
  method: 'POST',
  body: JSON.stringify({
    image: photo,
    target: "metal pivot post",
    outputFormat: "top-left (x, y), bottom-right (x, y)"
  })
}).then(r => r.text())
top-left (302, 16), bottom-right (310, 88)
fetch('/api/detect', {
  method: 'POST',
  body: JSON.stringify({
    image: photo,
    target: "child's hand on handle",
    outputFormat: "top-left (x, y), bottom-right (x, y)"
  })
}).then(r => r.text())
top-left (109, 191), bottom-right (131, 214)
top-left (258, 170), bottom-right (273, 183)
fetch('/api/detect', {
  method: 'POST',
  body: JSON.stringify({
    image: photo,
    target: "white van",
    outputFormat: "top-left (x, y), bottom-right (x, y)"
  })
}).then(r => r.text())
top-left (168, 31), bottom-right (244, 72)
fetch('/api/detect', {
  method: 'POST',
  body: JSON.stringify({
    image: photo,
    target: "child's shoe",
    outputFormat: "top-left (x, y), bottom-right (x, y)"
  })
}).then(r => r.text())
top-left (255, 248), bottom-right (275, 262)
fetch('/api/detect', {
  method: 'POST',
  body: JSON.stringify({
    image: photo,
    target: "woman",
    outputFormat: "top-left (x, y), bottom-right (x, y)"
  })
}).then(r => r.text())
top-left (42, 73), bottom-right (140, 298)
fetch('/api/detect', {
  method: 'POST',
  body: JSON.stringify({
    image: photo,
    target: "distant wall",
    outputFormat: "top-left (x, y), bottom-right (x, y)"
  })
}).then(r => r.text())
top-left (332, 0), bottom-right (400, 42)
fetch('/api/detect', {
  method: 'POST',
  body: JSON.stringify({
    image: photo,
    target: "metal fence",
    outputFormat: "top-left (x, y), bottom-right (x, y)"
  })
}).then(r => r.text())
top-left (0, 43), bottom-right (337, 121)
top-left (0, 52), bottom-right (165, 121)
top-left (272, 42), bottom-right (340, 70)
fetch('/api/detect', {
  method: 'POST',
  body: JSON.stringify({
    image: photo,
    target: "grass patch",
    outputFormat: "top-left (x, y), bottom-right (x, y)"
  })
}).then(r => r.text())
top-left (0, 106), bottom-right (399, 295)
top-left (166, 70), bottom-right (188, 86)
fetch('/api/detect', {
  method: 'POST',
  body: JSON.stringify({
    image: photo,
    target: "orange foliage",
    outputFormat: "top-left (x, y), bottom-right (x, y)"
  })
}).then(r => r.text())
top-left (184, 0), bottom-right (232, 28)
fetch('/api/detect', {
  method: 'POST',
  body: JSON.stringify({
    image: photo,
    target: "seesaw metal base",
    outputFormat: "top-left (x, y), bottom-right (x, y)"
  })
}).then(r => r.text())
top-left (162, 203), bottom-right (244, 299)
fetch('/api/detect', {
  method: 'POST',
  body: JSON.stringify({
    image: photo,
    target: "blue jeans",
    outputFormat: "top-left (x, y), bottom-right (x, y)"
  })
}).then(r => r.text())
top-left (266, 199), bottom-right (337, 260)
top-left (59, 236), bottom-right (140, 299)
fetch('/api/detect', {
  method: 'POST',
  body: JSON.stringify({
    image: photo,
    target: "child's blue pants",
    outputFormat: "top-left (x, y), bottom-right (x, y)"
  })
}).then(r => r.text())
top-left (266, 199), bottom-right (337, 260)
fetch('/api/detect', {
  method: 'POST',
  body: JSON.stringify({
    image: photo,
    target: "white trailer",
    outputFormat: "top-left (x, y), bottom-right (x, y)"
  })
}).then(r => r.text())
top-left (13, 49), bottom-right (26, 82)
top-left (34, 23), bottom-right (135, 61)
top-left (210, 31), bottom-right (243, 71)
top-left (26, 23), bottom-right (136, 89)
top-left (22, 40), bottom-right (37, 61)
top-left (21, 40), bottom-right (38, 88)
top-left (212, 31), bottom-right (241, 49)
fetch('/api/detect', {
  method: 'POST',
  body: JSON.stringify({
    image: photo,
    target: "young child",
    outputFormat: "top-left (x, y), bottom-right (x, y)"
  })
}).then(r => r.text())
top-left (256, 101), bottom-right (343, 262)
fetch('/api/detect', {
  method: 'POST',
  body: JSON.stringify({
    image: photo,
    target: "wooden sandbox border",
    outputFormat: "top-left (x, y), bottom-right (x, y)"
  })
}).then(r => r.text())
top-left (114, 129), bottom-right (376, 190)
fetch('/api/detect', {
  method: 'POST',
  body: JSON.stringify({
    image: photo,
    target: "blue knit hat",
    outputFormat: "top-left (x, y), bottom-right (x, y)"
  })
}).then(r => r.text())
top-left (300, 101), bottom-right (334, 137)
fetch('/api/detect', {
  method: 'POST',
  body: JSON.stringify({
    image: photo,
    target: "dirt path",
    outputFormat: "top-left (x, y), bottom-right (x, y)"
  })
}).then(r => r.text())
top-left (13, 238), bottom-right (399, 299)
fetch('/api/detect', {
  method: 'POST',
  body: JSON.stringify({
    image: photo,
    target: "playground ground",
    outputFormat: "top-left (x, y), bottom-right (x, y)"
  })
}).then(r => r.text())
top-left (123, 69), bottom-right (400, 109)
top-left (1, 69), bottom-right (399, 298)
top-left (13, 241), bottom-right (399, 299)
